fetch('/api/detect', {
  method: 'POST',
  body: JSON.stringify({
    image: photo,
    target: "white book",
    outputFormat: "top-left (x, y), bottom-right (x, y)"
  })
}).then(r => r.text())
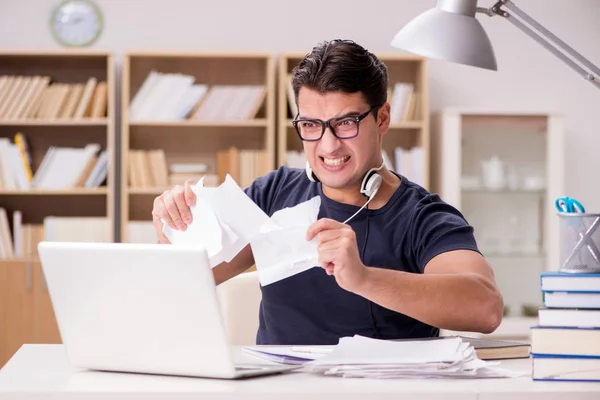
top-left (73, 77), bottom-right (98, 119)
top-left (134, 73), bottom-right (169, 120)
top-left (9, 143), bottom-right (30, 189)
top-left (158, 73), bottom-right (195, 120)
top-left (129, 70), bottom-right (161, 120)
top-left (224, 86), bottom-right (250, 120)
top-left (174, 84), bottom-right (208, 119)
top-left (66, 144), bottom-right (101, 188)
top-left (84, 150), bottom-right (108, 188)
top-left (12, 210), bottom-right (22, 257)
top-left (390, 83), bottom-right (414, 122)
top-left (544, 291), bottom-right (600, 309)
top-left (0, 138), bottom-right (15, 189)
top-left (538, 308), bottom-right (600, 328)
top-left (32, 147), bottom-right (56, 188)
top-left (410, 146), bottom-right (424, 186)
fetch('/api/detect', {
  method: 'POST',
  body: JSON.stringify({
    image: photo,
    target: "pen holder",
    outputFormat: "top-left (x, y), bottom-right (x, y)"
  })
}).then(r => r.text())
top-left (558, 212), bottom-right (600, 273)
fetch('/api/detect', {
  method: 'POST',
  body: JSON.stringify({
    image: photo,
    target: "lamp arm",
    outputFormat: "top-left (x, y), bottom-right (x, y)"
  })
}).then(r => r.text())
top-left (477, 0), bottom-right (600, 89)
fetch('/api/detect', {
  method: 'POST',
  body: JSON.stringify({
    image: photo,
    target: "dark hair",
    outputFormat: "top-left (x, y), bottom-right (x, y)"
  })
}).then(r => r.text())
top-left (291, 39), bottom-right (388, 113)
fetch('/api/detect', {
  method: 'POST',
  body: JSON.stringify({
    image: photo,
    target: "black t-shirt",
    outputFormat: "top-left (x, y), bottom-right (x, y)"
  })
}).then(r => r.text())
top-left (244, 166), bottom-right (480, 345)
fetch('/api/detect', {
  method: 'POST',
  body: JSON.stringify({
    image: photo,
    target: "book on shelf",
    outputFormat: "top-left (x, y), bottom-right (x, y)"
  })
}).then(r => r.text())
top-left (0, 135), bottom-right (108, 190)
top-left (128, 149), bottom-right (222, 189)
top-left (129, 70), bottom-right (266, 121)
top-left (388, 82), bottom-right (419, 122)
top-left (0, 209), bottom-right (111, 259)
top-left (0, 75), bottom-right (107, 120)
top-left (286, 74), bottom-right (298, 117)
top-left (216, 146), bottom-right (271, 189)
top-left (392, 146), bottom-right (425, 187)
top-left (0, 209), bottom-right (45, 260)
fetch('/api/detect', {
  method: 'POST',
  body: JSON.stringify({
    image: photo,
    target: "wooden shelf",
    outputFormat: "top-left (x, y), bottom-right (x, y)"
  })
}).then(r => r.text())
top-left (121, 51), bottom-right (276, 242)
top-left (278, 52), bottom-right (430, 189)
top-left (0, 119), bottom-right (108, 126)
top-left (0, 256), bottom-right (39, 263)
top-left (0, 50), bottom-right (117, 241)
top-left (0, 188), bottom-right (108, 195)
top-left (129, 119), bottom-right (268, 128)
top-left (128, 187), bottom-right (171, 195)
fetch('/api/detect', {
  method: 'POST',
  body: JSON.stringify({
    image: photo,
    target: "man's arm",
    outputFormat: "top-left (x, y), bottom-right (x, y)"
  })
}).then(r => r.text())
top-left (212, 244), bottom-right (255, 286)
top-left (307, 218), bottom-right (504, 335)
top-left (354, 249), bottom-right (504, 334)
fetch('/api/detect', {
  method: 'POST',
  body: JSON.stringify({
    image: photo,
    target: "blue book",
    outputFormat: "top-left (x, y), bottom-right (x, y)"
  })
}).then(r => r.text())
top-left (540, 271), bottom-right (600, 292)
top-left (542, 290), bottom-right (600, 309)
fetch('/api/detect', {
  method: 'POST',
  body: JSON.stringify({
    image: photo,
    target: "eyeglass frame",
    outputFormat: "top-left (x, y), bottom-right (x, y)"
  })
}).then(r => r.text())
top-left (292, 104), bottom-right (382, 142)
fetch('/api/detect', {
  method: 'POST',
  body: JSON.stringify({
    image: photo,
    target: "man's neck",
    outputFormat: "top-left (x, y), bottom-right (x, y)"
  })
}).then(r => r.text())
top-left (321, 168), bottom-right (401, 209)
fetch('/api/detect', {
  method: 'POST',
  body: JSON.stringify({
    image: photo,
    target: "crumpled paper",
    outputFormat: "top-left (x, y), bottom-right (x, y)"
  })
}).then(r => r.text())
top-left (163, 175), bottom-right (321, 286)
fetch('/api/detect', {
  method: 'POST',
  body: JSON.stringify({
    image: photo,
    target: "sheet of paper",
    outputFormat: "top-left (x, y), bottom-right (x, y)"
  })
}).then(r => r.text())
top-left (310, 335), bottom-right (466, 365)
top-left (250, 196), bottom-right (321, 286)
top-left (162, 175), bottom-right (322, 285)
top-left (162, 175), bottom-right (268, 267)
top-left (243, 345), bottom-right (333, 363)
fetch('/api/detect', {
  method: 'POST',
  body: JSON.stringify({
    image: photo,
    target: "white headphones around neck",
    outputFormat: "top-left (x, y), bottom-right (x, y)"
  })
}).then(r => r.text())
top-left (305, 160), bottom-right (384, 200)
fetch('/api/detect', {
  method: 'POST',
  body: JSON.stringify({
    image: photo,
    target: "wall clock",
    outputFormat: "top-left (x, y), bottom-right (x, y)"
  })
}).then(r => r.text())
top-left (50, 0), bottom-right (103, 47)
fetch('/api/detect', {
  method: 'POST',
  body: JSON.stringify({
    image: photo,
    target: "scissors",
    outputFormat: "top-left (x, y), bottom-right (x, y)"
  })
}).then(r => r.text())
top-left (555, 196), bottom-right (585, 213)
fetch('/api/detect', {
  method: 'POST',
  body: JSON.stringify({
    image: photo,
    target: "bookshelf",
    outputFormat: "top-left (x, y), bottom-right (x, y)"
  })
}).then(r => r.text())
top-left (0, 50), bottom-right (115, 367)
top-left (120, 51), bottom-right (276, 243)
top-left (277, 52), bottom-right (430, 189)
top-left (0, 50), bottom-right (115, 256)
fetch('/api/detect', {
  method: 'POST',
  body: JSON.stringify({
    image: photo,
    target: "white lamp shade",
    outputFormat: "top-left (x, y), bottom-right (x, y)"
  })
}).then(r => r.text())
top-left (391, 7), bottom-right (498, 71)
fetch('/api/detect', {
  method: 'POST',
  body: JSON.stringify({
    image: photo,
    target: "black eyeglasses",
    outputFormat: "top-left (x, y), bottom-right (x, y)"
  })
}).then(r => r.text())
top-left (292, 105), bottom-right (381, 142)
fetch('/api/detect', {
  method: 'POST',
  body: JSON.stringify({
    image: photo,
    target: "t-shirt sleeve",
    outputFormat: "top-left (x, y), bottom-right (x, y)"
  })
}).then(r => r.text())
top-left (409, 194), bottom-right (481, 273)
top-left (243, 166), bottom-right (287, 216)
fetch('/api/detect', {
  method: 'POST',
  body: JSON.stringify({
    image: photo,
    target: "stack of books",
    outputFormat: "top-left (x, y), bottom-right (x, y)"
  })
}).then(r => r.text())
top-left (531, 271), bottom-right (600, 381)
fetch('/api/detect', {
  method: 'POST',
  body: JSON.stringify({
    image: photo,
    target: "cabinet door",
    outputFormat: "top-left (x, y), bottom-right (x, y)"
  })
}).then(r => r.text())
top-left (0, 261), bottom-right (35, 367)
top-left (33, 261), bottom-right (62, 344)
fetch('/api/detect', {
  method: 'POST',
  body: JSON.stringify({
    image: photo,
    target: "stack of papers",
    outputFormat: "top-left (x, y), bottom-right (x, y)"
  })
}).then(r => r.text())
top-left (244, 336), bottom-right (526, 379)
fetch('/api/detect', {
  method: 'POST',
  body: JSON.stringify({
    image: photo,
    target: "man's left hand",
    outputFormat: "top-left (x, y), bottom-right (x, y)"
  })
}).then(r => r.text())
top-left (306, 218), bottom-right (368, 293)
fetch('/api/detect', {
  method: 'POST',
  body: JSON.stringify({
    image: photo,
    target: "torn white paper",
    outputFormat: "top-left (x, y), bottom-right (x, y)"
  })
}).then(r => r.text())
top-left (162, 175), bottom-right (269, 267)
top-left (162, 175), bottom-right (321, 286)
top-left (250, 196), bottom-right (321, 286)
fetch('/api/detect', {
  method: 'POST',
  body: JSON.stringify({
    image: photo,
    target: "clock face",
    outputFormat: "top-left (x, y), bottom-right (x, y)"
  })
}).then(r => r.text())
top-left (50, 0), bottom-right (103, 47)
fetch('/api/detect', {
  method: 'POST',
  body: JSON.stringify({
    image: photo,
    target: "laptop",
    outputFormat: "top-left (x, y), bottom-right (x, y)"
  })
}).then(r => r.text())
top-left (37, 241), bottom-right (299, 379)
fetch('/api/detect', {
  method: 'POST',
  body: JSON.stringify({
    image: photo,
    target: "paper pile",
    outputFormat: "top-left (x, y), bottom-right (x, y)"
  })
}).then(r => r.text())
top-left (244, 336), bottom-right (526, 379)
top-left (302, 336), bottom-right (525, 379)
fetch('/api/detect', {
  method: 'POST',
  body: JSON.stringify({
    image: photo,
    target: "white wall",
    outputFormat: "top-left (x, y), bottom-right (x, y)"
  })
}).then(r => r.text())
top-left (1, 0), bottom-right (599, 208)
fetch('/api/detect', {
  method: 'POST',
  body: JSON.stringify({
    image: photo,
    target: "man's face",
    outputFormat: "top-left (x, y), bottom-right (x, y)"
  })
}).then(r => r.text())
top-left (297, 87), bottom-right (388, 191)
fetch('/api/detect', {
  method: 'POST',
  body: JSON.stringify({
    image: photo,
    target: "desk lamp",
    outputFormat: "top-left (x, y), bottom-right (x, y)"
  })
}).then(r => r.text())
top-left (390, 0), bottom-right (599, 89)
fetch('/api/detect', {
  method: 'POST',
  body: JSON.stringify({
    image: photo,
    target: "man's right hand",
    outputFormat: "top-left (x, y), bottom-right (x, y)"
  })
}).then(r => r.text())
top-left (152, 179), bottom-right (196, 243)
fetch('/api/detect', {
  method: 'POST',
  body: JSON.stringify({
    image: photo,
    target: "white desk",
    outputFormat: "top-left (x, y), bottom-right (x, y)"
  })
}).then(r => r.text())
top-left (0, 344), bottom-right (599, 400)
